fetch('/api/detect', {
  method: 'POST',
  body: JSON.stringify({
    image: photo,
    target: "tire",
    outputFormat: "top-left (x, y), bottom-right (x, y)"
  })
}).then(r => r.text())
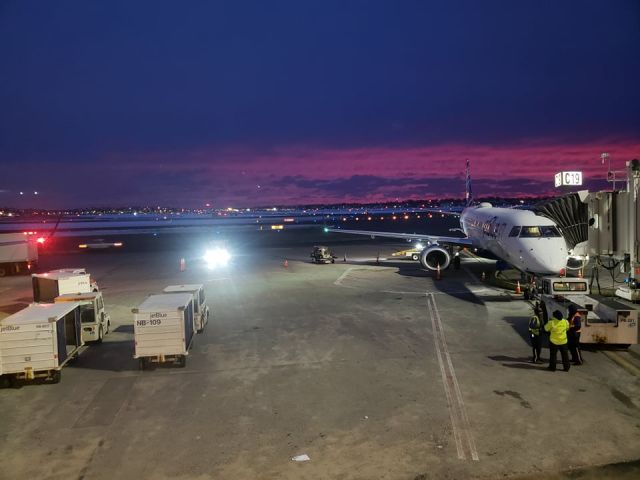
top-left (0, 267), bottom-right (6, 277)
top-left (96, 326), bottom-right (104, 344)
top-left (331, 258), bottom-right (335, 264)
top-left (411, 254), bottom-right (419, 261)
top-left (139, 358), bottom-right (147, 370)
top-left (50, 371), bottom-right (61, 384)
top-left (177, 355), bottom-right (187, 368)
top-left (106, 320), bottom-right (110, 334)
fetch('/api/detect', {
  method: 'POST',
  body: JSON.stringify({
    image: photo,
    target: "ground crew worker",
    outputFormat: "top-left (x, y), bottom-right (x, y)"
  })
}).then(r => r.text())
top-left (544, 310), bottom-right (571, 372)
top-left (567, 305), bottom-right (583, 365)
top-left (528, 304), bottom-right (543, 363)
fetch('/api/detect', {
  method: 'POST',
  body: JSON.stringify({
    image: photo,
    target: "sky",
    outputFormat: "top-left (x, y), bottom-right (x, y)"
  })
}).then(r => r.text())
top-left (1, 0), bottom-right (639, 208)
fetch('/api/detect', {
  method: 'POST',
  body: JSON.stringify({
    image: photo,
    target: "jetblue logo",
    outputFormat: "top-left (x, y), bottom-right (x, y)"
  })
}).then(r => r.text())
top-left (150, 312), bottom-right (167, 319)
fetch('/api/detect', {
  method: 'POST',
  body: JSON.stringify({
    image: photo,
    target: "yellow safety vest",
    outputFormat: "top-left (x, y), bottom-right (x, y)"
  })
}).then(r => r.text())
top-left (528, 315), bottom-right (541, 336)
top-left (544, 318), bottom-right (569, 345)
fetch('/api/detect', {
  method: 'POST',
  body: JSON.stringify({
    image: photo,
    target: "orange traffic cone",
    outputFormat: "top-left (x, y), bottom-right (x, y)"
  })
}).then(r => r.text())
top-left (283, 259), bottom-right (289, 268)
top-left (436, 263), bottom-right (442, 280)
top-left (515, 280), bottom-right (522, 294)
top-left (180, 258), bottom-right (186, 272)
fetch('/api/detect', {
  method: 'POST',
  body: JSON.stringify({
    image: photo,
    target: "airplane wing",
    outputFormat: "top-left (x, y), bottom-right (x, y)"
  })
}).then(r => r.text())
top-left (326, 228), bottom-right (475, 247)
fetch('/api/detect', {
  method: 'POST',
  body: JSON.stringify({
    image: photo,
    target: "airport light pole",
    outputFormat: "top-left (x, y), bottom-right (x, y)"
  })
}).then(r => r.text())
top-left (601, 152), bottom-right (615, 190)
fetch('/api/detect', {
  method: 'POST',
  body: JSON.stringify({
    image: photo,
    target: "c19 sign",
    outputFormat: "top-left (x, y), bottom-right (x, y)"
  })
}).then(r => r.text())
top-left (554, 171), bottom-right (582, 187)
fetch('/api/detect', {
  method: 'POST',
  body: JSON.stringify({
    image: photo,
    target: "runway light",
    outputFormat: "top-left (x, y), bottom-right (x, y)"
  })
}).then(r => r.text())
top-left (392, 216), bottom-right (397, 220)
top-left (204, 248), bottom-right (231, 269)
top-left (323, 227), bottom-right (329, 233)
top-left (403, 215), bottom-right (409, 220)
top-left (114, 242), bottom-right (123, 247)
top-left (78, 244), bottom-right (88, 249)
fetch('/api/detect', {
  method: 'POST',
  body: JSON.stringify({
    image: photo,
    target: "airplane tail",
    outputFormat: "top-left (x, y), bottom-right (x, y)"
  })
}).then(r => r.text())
top-left (465, 159), bottom-right (473, 207)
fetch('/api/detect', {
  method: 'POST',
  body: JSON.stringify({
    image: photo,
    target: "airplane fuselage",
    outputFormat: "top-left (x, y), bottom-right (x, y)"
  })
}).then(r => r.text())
top-left (459, 203), bottom-right (568, 274)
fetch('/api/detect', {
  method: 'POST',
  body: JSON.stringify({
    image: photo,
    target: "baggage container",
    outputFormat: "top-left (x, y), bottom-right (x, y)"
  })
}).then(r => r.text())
top-left (32, 271), bottom-right (96, 303)
top-left (163, 284), bottom-right (209, 333)
top-left (133, 293), bottom-right (194, 369)
top-left (0, 232), bottom-right (39, 277)
top-left (0, 302), bottom-right (83, 384)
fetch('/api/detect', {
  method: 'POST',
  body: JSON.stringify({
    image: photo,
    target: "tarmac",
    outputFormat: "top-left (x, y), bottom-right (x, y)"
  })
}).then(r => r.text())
top-left (1, 227), bottom-right (639, 480)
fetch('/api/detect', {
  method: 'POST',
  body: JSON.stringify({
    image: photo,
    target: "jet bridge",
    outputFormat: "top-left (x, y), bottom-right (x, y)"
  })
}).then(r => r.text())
top-left (535, 160), bottom-right (640, 283)
top-left (533, 191), bottom-right (589, 250)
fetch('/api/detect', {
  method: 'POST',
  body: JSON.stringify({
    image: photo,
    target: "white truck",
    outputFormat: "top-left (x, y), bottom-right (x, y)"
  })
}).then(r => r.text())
top-left (133, 293), bottom-right (195, 369)
top-left (54, 291), bottom-right (111, 343)
top-left (0, 232), bottom-right (39, 277)
top-left (32, 270), bottom-right (98, 303)
top-left (163, 284), bottom-right (209, 333)
top-left (0, 302), bottom-right (83, 385)
top-left (539, 277), bottom-right (639, 347)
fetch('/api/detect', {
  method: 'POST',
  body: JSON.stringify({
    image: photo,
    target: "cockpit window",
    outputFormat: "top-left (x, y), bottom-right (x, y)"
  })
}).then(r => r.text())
top-left (519, 226), bottom-right (541, 237)
top-left (508, 226), bottom-right (521, 237)
top-left (519, 226), bottom-right (562, 238)
top-left (540, 226), bottom-right (562, 237)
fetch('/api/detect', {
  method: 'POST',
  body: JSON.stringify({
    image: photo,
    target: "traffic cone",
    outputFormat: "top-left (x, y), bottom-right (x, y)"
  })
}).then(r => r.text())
top-left (515, 280), bottom-right (522, 294)
top-left (436, 263), bottom-right (441, 280)
top-left (180, 258), bottom-right (186, 272)
top-left (283, 259), bottom-right (288, 268)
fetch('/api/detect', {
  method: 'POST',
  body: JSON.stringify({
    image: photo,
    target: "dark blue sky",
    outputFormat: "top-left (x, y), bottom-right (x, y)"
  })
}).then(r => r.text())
top-left (1, 1), bottom-right (639, 207)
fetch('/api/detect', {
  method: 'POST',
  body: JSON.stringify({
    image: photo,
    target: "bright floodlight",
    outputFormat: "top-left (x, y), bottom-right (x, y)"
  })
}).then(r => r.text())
top-left (204, 248), bottom-right (231, 268)
top-left (415, 243), bottom-right (424, 250)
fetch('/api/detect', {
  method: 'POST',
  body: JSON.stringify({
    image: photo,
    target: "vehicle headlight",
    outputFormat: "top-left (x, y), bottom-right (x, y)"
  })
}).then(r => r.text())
top-left (415, 243), bottom-right (424, 250)
top-left (204, 248), bottom-right (231, 268)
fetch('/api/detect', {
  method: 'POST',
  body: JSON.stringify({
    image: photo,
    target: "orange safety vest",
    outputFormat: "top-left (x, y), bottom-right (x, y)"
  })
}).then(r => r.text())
top-left (569, 313), bottom-right (582, 333)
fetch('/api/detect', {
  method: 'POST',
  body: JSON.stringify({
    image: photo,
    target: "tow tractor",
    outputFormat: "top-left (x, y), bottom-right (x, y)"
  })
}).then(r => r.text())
top-left (311, 246), bottom-right (336, 264)
top-left (54, 291), bottom-right (111, 343)
top-left (539, 276), bottom-right (639, 347)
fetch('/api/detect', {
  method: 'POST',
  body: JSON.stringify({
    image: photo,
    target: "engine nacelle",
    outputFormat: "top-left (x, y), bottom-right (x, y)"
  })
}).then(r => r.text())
top-left (419, 246), bottom-right (451, 271)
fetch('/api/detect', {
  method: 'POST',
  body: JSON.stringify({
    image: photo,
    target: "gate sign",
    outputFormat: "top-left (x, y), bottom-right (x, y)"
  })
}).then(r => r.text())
top-left (555, 171), bottom-right (583, 187)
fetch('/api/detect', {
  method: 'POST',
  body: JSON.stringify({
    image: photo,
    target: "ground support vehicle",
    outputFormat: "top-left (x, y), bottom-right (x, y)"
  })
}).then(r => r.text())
top-left (0, 302), bottom-right (83, 384)
top-left (539, 277), bottom-right (639, 347)
top-left (0, 232), bottom-right (38, 277)
top-left (32, 270), bottom-right (97, 303)
top-left (391, 248), bottom-right (422, 261)
top-left (133, 293), bottom-right (195, 369)
top-left (163, 284), bottom-right (209, 333)
top-left (311, 246), bottom-right (336, 264)
top-left (55, 291), bottom-right (111, 343)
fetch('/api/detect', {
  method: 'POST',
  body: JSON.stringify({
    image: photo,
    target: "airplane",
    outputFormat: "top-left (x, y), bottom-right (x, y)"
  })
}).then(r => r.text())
top-left (326, 161), bottom-right (568, 275)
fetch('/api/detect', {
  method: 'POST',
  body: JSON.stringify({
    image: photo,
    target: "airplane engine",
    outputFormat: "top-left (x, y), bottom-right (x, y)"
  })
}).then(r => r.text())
top-left (419, 246), bottom-right (451, 270)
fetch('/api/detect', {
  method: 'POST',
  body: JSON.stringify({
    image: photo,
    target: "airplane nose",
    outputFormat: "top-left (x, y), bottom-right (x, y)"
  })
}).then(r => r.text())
top-left (536, 243), bottom-right (568, 274)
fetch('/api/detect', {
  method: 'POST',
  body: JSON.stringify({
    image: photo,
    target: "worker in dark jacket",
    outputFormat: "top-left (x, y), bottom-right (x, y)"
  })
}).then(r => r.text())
top-left (544, 310), bottom-right (571, 372)
top-left (528, 304), bottom-right (543, 363)
top-left (567, 305), bottom-right (583, 365)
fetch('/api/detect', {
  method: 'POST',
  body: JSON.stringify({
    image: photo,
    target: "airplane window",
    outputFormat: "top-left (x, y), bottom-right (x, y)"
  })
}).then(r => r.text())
top-left (519, 226), bottom-right (541, 237)
top-left (540, 226), bottom-right (562, 237)
top-left (508, 226), bottom-right (521, 237)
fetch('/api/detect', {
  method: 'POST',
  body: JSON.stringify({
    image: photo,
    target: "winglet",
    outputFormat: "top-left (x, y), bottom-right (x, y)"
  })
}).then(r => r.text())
top-left (465, 159), bottom-right (473, 207)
